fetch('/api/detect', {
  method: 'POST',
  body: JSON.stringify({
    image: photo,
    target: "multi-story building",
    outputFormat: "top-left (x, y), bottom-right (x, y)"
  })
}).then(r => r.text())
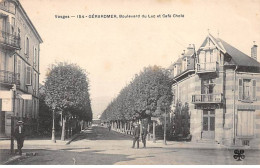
top-left (0, 0), bottom-right (42, 137)
top-left (169, 34), bottom-right (260, 148)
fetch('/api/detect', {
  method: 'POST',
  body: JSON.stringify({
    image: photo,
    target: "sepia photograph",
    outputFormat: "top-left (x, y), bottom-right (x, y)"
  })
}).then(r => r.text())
top-left (0, 0), bottom-right (260, 165)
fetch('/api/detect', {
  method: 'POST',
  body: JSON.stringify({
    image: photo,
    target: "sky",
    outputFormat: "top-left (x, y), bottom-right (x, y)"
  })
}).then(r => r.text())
top-left (19, 0), bottom-right (260, 119)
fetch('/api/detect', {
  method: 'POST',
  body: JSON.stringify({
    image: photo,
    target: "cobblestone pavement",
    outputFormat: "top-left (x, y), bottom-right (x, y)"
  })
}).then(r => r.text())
top-left (0, 126), bottom-right (259, 165)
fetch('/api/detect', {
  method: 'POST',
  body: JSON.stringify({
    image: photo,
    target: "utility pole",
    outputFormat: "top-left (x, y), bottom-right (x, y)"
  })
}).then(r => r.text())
top-left (10, 84), bottom-right (16, 154)
top-left (164, 107), bottom-right (167, 145)
top-left (163, 103), bottom-right (167, 145)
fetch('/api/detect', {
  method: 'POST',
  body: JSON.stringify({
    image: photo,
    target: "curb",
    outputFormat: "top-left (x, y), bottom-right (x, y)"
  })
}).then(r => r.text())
top-left (3, 155), bottom-right (24, 165)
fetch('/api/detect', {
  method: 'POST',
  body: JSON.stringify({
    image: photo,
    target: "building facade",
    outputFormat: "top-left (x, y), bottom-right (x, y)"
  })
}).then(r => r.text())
top-left (169, 34), bottom-right (260, 148)
top-left (0, 0), bottom-right (42, 137)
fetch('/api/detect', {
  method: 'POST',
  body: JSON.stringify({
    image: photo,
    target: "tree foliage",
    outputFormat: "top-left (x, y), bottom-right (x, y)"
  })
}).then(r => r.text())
top-left (172, 101), bottom-right (190, 137)
top-left (44, 63), bottom-right (92, 121)
top-left (100, 65), bottom-right (173, 121)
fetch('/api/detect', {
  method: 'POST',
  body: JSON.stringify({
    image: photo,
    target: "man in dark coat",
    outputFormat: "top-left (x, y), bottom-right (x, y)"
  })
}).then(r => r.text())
top-left (108, 123), bottom-right (111, 132)
top-left (132, 123), bottom-right (140, 148)
top-left (14, 121), bottom-right (25, 155)
top-left (141, 126), bottom-right (148, 148)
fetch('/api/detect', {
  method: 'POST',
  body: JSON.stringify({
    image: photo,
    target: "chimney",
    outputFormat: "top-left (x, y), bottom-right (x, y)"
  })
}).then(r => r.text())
top-left (251, 41), bottom-right (257, 60)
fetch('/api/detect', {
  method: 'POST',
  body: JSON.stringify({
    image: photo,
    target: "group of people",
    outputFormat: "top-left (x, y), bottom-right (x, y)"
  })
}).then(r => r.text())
top-left (107, 122), bottom-right (148, 148)
top-left (132, 123), bottom-right (147, 149)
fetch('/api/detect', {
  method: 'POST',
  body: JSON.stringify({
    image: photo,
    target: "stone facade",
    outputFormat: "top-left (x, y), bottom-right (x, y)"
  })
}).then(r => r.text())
top-left (169, 34), bottom-right (260, 148)
top-left (0, 0), bottom-right (42, 137)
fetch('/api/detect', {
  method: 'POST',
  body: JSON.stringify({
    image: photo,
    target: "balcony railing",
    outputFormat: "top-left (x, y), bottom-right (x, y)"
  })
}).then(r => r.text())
top-left (192, 93), bottom-right (223, 104)
top-left (0, 3), bottom-right (16, 14)
top-left (0, 31), bottom-right (20, 49)
top-left (197, 62), bottom-right (219, 73)
top-left (0, 70), bottom-right (20, 86)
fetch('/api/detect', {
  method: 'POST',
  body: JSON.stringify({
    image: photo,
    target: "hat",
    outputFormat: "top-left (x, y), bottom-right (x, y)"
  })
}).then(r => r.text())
top-left (17, 121), bottom-right (24, 124)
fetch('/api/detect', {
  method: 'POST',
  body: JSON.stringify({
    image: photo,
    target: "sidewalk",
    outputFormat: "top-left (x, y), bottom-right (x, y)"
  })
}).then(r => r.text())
top-left (146, 139), bottom-right (260, 150)
top-left (0, 138), bottom-right (68, 165)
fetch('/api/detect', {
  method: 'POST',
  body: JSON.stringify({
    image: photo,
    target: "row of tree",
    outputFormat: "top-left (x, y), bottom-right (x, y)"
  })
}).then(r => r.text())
top-left (40, 63), bottom-right (92, 140)
top-left (100, 65), bottom-right (173, 122)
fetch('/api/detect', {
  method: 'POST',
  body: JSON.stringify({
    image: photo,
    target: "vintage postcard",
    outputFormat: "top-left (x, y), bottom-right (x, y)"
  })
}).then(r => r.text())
top-left (0, 0), bottom-right (260, 165)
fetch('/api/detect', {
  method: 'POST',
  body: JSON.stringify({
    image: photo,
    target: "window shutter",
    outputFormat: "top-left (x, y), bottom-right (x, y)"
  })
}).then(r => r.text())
top-left (17, 58), bottom-right (21, 74)
top-left (238, 79), bottom-right (243, 100)
top-left (252, 79), bottom-right (256, 100)
top-left (26, 66), bottom-right (31, 85)
top-left (24, 36), bottom-right (27, 54)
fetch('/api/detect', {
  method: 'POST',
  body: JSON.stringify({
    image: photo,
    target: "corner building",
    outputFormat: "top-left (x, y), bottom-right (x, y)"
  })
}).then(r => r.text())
top-left (0, 0), bottom-right (43, 137)
top-left (169, 34), bottom-right (260, 148)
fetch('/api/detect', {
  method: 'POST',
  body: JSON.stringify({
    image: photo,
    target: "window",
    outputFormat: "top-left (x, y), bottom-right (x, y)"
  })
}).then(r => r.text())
top-left (26, 65), bottom-right (31, 85)
top-left (25, 36), bottom-right (29, 57)
top-left (238, 79), bottom-right (257, 101)
top-left (252, 80), bottom-right (256, 100)
top-left (199, 51), bottom-right (205, 63)
top-left (33, 47), bottom-right (37, 67)
top-left (17, 58), bottom-right (22, 75)
top-left (237, 110), bottom-right (254, 137)
top-left (11, 17), bottom-right (15, 26)
top-left (33, 72), bottom-right (37, 95)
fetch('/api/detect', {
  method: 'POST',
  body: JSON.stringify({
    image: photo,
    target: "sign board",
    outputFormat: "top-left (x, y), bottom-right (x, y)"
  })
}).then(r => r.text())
top-left (151, 117), bottom-right (160, 122)
top-left (2, 98), bottom-right (13, 111)
top-left (20, 94), bottom-right (32, 100)
top-left (0, 91), bottom-right (13, 99)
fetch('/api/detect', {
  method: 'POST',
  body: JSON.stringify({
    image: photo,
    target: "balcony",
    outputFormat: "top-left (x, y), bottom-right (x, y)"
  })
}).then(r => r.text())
top-left (0, 70), bottom-right (20, 86)
top-left (0, 31), bottom-right (20, 50)
top-left (0, 3), bottom-right (16, 14)
top-left (196, 62), bottom-right (219, 74)
top-left (192, 93), bottom-right (223, 104)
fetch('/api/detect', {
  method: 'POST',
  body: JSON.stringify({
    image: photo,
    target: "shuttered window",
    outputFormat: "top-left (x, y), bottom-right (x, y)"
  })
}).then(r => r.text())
top-left (252, 80), bottom-right (256, 100)
top-left (238, 79), bottom-right (256, 101)
top-left (237, 110), bottom-right (254, 137)
top-left (26, 66), bottom-right (31, 85)
top-left (17, 58), bottom-right (21, 74)
top-left (25, 36), bottom-right (29, 57)
top-left (238, 79), bottom-right (243, 100)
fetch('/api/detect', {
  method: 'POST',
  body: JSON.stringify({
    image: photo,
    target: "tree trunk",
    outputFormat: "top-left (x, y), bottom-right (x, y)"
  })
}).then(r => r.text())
top-left (61, 116), bottom-right (66, 141)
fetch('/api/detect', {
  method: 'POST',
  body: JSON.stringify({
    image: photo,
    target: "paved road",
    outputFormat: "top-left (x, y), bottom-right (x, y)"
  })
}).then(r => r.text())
top-left (1, 126), bottom-right (260, 165)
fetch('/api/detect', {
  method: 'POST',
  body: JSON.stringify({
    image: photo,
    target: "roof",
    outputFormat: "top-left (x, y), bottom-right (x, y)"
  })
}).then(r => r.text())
top-left (202, 33), bottom-right (260, 69)
top-left (217, 38), bottom-right (260, 68)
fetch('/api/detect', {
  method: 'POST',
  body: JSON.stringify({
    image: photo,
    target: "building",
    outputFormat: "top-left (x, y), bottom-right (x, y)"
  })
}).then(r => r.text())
top-left (0, 0), bottom-right (43, 137)
top-left (169, 33), bottom-right (260, 148)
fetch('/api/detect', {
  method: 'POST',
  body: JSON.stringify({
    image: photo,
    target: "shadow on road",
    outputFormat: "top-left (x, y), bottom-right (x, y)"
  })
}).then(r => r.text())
top-left (4, 148), bottom-right (134, 165)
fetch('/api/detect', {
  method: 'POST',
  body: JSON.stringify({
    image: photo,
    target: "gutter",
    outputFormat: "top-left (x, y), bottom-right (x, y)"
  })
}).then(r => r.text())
top-left (233, 65), bottom-right (238, 145)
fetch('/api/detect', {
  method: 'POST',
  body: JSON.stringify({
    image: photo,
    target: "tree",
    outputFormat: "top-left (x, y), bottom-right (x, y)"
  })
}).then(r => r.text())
top-left (38, 85), bottom-right (53, 135)
top-left (101, 65), bottom-right (173, 122)
top-left (170, 101), bottom-right (190, 140)
top-left (45, 63), bottom-right (92, 140)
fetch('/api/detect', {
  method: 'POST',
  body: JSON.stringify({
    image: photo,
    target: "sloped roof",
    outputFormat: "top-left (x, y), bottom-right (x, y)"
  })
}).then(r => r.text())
top-left (217, 38), bottom-right (260, 68)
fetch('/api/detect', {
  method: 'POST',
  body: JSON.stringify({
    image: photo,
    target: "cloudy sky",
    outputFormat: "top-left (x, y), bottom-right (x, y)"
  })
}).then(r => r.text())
top-left (20, 0), bottom-right (260, 118)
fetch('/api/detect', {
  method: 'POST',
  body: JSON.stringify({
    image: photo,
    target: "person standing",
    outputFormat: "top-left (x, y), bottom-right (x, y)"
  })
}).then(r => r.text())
top-left (141, 125), bottom-right (148, 148)
top-left (132, 123), bottom-right (140, 148)
top-left (108, 123), bottom-right (111, 132)
top-left (14, 121), bottom-right (25, 155)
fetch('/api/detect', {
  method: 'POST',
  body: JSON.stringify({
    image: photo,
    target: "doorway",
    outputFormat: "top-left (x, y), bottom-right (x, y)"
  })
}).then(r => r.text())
top-left (202, 110), bottom-right (215, 139)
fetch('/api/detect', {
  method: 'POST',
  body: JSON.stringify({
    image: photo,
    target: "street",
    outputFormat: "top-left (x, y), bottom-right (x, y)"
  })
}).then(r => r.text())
top-left (0, 126), bottom-right (259, 165)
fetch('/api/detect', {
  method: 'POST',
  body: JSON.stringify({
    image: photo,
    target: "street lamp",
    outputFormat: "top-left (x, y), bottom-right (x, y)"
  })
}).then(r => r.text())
top-left (51, 104), bottom-right (56, 143)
